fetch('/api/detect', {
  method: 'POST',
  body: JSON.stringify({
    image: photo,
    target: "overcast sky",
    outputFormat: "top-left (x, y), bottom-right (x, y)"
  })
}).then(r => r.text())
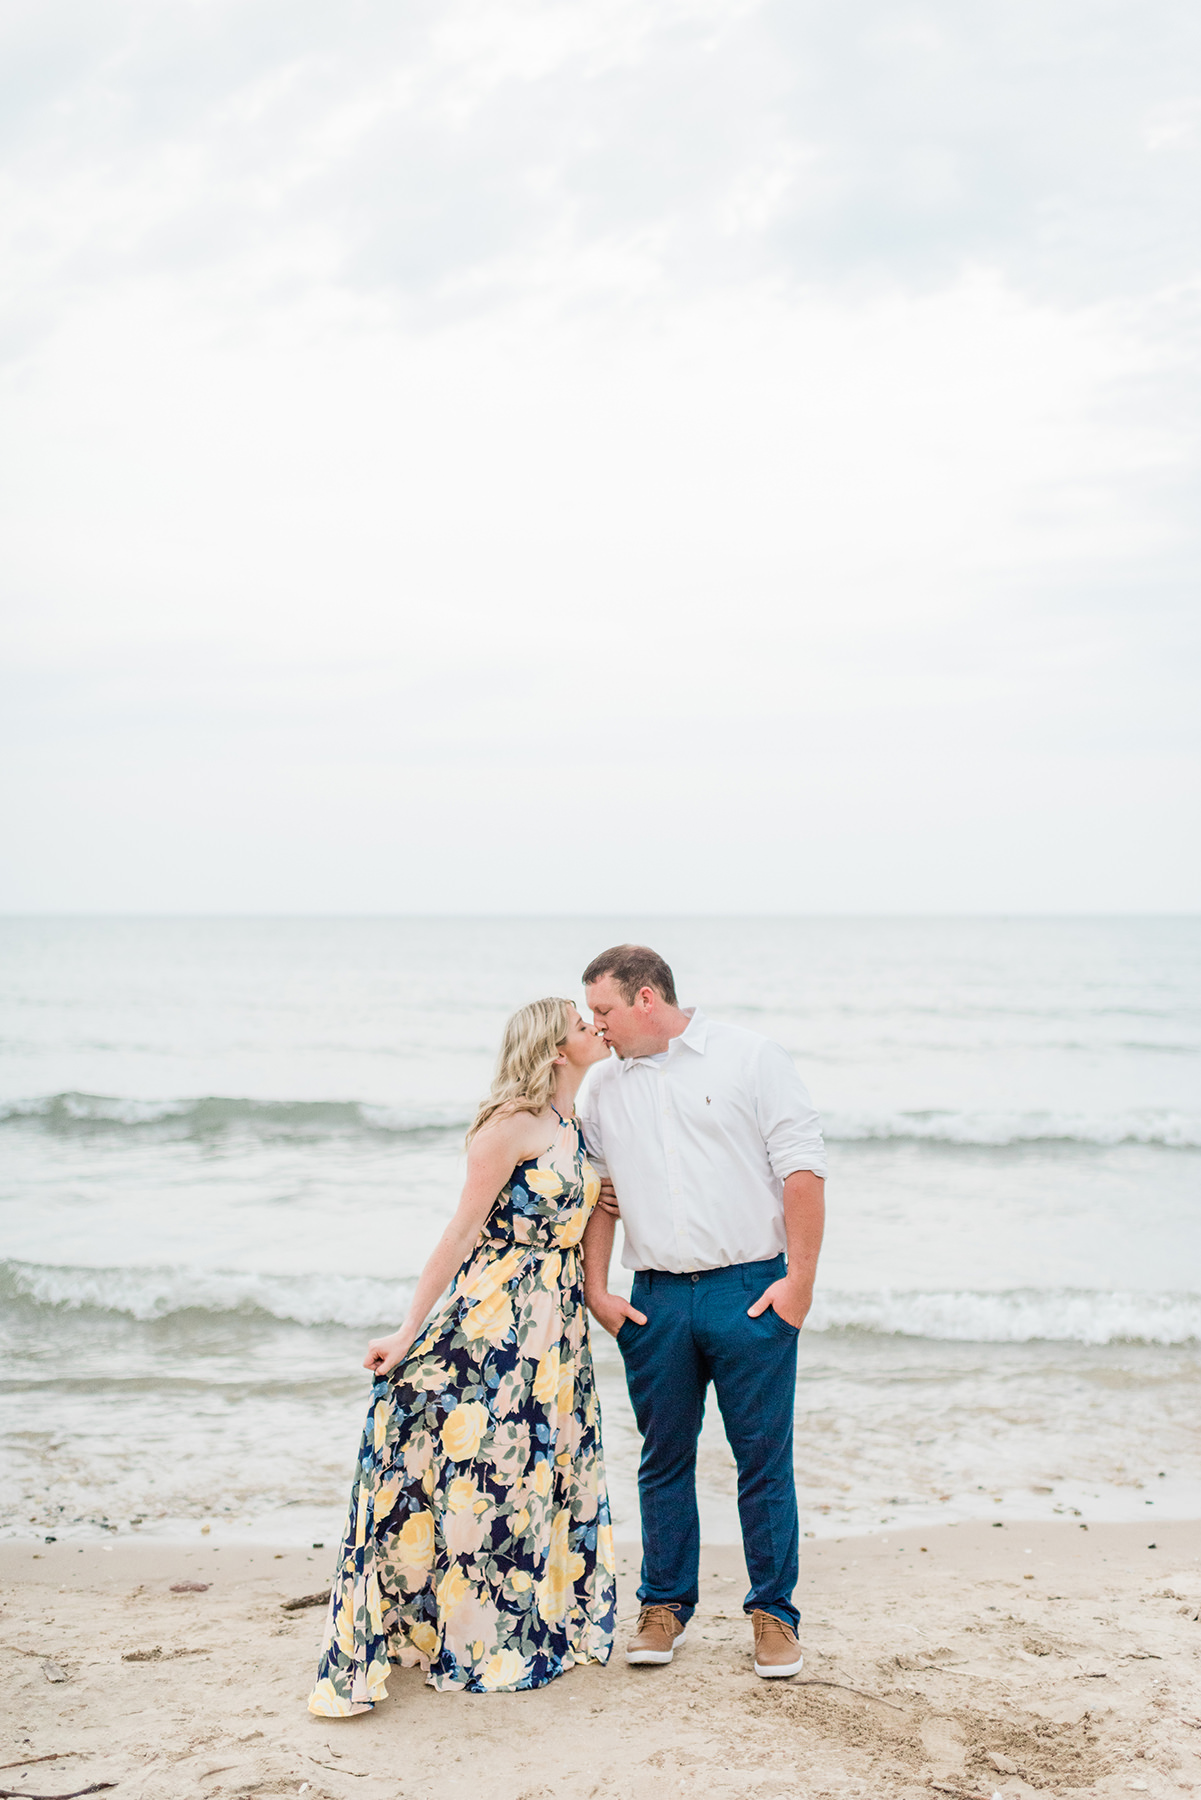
top-left (1, 0), bottom-right (1198, 913)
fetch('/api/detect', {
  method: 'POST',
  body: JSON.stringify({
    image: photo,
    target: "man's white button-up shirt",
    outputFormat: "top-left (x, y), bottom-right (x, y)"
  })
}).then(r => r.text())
top-left (577, 1008), bottom-right (826, 1274)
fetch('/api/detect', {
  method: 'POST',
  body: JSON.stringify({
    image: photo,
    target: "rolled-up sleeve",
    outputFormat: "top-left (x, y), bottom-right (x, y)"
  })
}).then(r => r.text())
top-left (755, 1040), bottom-right (827, 1181)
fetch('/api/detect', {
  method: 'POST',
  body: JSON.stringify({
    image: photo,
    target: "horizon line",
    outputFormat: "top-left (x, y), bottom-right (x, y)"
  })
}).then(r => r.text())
top-left (1, 910), bottom-right (1199, 924)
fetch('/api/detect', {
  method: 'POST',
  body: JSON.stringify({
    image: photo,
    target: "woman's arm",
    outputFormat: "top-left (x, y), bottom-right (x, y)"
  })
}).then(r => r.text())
top-left (363, 1112), bottom-right (540, 1376)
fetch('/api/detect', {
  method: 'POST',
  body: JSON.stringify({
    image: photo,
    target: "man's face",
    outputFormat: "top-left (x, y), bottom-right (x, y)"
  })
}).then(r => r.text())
top-left (585, 973), bottom-right (650, 1059)
top-left (560, 1003), bottom-right (611, 1071)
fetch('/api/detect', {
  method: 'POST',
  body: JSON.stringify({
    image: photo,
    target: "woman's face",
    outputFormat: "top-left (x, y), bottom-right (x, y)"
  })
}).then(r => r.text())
top-left (560, 1003), bottom-right (611, 1070)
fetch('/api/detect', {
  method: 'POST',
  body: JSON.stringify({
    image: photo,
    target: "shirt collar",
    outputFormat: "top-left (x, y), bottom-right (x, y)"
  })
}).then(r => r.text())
top-left (621, 1006), bottom-right (708, 1070)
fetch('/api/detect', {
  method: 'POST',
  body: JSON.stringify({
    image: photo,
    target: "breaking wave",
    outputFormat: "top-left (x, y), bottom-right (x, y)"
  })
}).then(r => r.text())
top-left (3, 1261), bottom-right (1199, 1344)
top-left (3, 1093), bottom-right (1199, 1149)
top-left (0, 1093), bottom-right (467, 1140)
top-left (826, 1106), bottom-right (1201, 1149)
top-left (807, 1287), bottom-right (1201, 1345)
top-left (0, 1259), bottom-right (414, 1328)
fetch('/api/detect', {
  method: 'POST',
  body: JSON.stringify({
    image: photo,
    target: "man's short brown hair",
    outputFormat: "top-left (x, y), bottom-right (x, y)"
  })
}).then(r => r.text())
top-left (581, 944), bottom-right (678, 1007)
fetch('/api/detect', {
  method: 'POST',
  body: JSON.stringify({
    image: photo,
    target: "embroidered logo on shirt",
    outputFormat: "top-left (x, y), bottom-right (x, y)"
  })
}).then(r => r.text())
top-left (705, 1096), bottom-right (711, 1104)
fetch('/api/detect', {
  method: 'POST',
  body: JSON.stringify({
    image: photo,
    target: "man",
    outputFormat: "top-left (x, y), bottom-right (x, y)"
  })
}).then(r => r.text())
top-left (578, 944), bottom-right (826, 1679)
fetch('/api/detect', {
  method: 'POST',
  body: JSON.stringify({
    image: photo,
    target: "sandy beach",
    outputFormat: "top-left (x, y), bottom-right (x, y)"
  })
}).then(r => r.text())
top-left (3, 1521), bottom-right (1199, 1799)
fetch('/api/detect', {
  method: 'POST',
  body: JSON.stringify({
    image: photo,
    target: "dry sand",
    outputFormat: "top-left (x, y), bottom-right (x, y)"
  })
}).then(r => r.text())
top-left (2, 1521), bottom-right (1200, 1799)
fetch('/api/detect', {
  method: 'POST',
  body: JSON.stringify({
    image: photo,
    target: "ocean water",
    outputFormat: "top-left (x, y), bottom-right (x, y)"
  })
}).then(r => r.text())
top-left (1, 915), bottom-right (1199, 1547)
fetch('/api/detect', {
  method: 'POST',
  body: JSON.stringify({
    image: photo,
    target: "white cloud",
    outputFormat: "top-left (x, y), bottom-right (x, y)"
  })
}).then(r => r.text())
top-left (0, 0), bottom-right (1198, 910)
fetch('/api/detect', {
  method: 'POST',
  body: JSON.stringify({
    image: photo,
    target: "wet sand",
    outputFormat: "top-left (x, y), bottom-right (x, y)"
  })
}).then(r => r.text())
top-left (2, 1521), bottom-right (1200, 1798)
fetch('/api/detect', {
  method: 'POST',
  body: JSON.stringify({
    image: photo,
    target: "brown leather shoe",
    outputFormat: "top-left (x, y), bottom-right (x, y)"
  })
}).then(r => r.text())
top-left (751, 1609), bottom-right (803, 1677)
top-left (626, 1603), bottom-right (688, 1665)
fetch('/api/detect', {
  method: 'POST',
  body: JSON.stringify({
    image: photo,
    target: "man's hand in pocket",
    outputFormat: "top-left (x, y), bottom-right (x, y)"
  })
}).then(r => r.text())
top-left (586, 1290), bottom-right (647, 1337)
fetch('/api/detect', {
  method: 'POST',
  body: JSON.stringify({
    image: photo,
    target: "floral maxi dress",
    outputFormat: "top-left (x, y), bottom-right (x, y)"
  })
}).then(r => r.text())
top-left (309, 1113), bottom-right (616, 1707)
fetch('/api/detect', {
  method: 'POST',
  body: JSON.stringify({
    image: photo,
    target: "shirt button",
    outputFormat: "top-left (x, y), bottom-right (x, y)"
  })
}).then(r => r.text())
top-left (691, 1273), bottom-right (699, 1284)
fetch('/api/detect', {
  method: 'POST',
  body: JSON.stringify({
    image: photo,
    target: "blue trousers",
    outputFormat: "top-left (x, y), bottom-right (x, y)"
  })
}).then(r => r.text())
top-left (617, 1254), bottom-right (800, 1629)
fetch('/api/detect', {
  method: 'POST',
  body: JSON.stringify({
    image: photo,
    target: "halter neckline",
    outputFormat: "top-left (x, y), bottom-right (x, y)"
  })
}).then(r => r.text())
top-left (550, 1104), bottom-right (575, 1126)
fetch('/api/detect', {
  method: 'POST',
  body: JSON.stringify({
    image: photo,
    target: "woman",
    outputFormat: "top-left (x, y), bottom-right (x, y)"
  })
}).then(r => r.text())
top-left (309, 998), bottom-right (615, 1710)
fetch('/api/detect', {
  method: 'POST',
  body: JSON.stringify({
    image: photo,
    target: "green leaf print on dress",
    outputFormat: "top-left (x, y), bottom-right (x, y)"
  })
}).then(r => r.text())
top-left (309, 1116), bottom-right (616, 1708)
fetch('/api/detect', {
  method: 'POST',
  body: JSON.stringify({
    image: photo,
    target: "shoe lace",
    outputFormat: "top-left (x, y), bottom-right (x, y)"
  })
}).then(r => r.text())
top-left (637, 1603), bottom-right (682, 1631)
top-left (754, 1610), bottom-right (795, 1642)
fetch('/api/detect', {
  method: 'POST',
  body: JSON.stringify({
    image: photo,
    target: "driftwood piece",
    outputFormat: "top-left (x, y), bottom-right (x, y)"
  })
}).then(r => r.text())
top-left (0, 1785), bottom-right (116, 1799)
top-left (792, 1677), bottom-right (910, 1712)
top-left (281, 1590), bottom-right (332, 1612)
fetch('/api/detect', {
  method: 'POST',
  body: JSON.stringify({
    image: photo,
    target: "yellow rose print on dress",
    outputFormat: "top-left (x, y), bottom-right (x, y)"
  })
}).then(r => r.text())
top-left (436, 1560), bottom-right (472, 1612)
top-left (373, 1400), bottom-right (389, 1453)
top-left (457, 1243), bottom-right (524, 1302)
top-left (555, 1212), bottom-right (588, 1247)
top-left (461, 1285), bottom-right (514, 1345)
top-left (524, 1166), bottom-right (564, 1199)
top-left (482, 1648), bottom-right (527, 1690)
top-left (309, 1113), bottom-right (614, 1707)
top-left (535, 1508), bottom-right (587, 1624)
top-left (394, 1510), bottom-right (435, 1578)
top-left (441, 1401), bottom-right (489, 1461)
top-left (308, 1676), bottom-right (343, 1717)
top-left (532, 1344), bottom-right (560, 1404)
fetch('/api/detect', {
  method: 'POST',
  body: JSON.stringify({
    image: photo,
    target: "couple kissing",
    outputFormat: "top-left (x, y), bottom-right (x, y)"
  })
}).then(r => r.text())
top-left (310, 943), bottom-right (826, 1712)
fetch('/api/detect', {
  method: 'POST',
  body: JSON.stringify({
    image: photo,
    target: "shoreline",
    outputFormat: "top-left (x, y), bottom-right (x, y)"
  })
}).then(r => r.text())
top-left (3, 1521), bottom-right (1200, 1797)
top-left (8, 1480), bottom-right (1201, 1551)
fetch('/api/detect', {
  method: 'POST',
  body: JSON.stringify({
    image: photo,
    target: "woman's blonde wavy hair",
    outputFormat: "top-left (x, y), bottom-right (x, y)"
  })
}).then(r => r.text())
top-left (466, 997), bottom-right (573, 1143)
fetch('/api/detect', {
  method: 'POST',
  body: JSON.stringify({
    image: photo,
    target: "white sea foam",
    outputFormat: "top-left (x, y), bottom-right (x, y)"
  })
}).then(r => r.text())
top-left (0, 1093), bottom-right (468, 1137)
top-left (807, 1287), bottom-right (1201, 1345)
top-left (823, 1107), bottom-right (1201, 1149)
top-left (4, 1261), bottom-right (1199, 1344)
top-left (3, 1092), bottom-right (1199, 1149)
top-left (0, 1259), bottom-right (413, 1328)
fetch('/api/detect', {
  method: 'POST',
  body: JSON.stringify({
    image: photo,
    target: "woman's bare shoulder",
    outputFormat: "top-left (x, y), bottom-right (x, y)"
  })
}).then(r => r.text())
top-left (469, 1104), bottom-right (550, 1163)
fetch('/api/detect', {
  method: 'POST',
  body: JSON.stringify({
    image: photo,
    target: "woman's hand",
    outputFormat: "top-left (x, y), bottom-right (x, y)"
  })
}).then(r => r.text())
top-left (596, 1179), bottom-right (621, 1218)
top-left (363, 1327), bottom-right (416, 1377)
